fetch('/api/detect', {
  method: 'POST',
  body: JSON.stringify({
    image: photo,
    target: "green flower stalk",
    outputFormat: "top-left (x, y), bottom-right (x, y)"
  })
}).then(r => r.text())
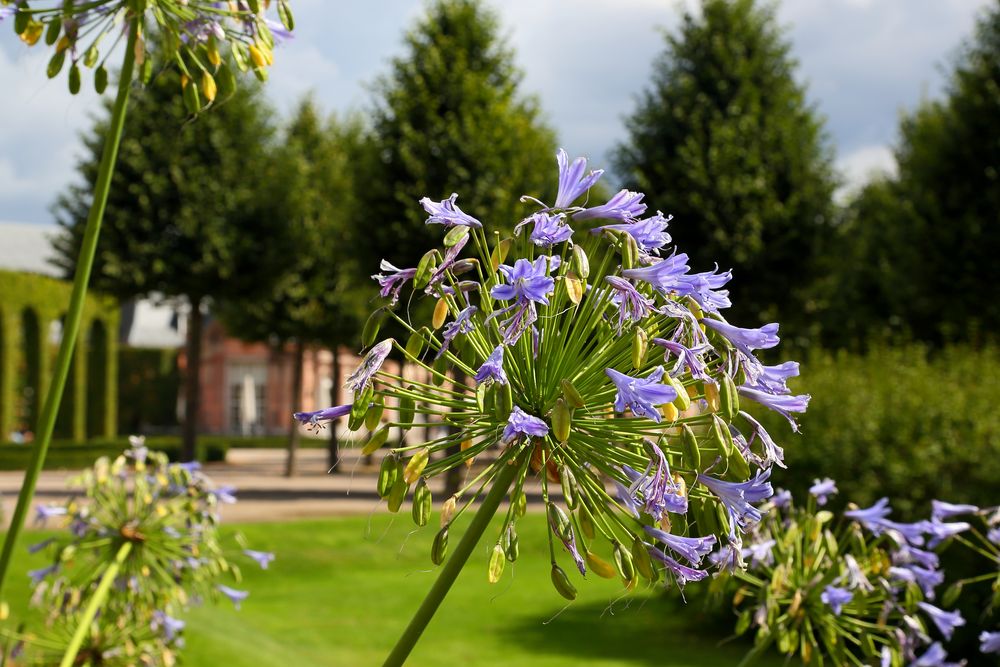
top-left (294, 149), bottom-right (808, 665)
top-left (0, 0), bottom-right (293, 602)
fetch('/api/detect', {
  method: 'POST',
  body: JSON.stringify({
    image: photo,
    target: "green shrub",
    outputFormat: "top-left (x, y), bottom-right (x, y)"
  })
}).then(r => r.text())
top-left (0, 437), bottom-right (227, 470)
top-left (759, 343), bottom-right (1000, 517)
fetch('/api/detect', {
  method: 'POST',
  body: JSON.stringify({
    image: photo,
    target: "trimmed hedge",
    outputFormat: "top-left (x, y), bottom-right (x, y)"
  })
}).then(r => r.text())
top-left (0, 436), bottom-right (228, 471)
top-left (761, 343), bottom-right (1000, 517)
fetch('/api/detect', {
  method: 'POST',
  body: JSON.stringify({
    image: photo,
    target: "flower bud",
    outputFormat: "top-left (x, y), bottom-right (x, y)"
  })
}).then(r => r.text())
top-left (578, 503), bottom-right (596, 539)
top-left (201, 72), bottom-right (217, 102)
top-left (411, 478), bottom-right (431, 527)
top-left (403, 447), bottom-right (430, 484)
top-left (547, 504), bottom-right (573, 542)
top-left (613, 542), bottom-right (635, 583)
top-left (365, 394), bottom-right (385, 431)
top-left (720, 373), bottom-right (739, 421)
top-left (47, 51), bottom-right (66, 79)
top-left (362, 425), bottom-right (389, 456)
top-left (550, 564), bottom-right (577, 600)
top-left (248, 43), bottom-right (268, 68)
top-left (565, 273), bottom-right (584, 304)
top-left (552, 398), bottom-right (572, 444)
top-left (704, 381), bottom-right (721, 413)
top-left (387, 474), bottom-right (408, 513)
top-left (443, 225), bottom-right (469, 247)
top-left (632, 327), bottom-right (648, 370)
top-left (680, 424), bottom-right (701, 471)
top-left (440, 495), bottom-right (457, 527)
top-left (431, 527), bottom-right (449, 565)
top-left (559, 465), bottom-right (578, 509)
top-left (377, 455), bottom-right (398, 498)
top-left (413, 250), bottom-right (437, 290)
top-left (450, 259), bottom-right (478, 275)
top-left (502, 525), bottom-right (519, 562)
top-left (669, 375), bottom-right (691, 411)
top-left (710, 414), bottom-right (734, 457)
top-left (349, 385), bottom-right (374, 431)
top-left (560, 379), bottom-right (585, 408)
top-left (432, 299), bottom-right (449, 330)
top-left (661, 402), bottom-right (679, 422)
top-left (398, 391), bottom-right (415, 427)
top-left (513, 490), bottom-right (527, 518)
top-left (488, 544), bottom-right (505, 584)
top-left (361, 310), bottom-right (385, 347)
top-left (586, 552), bottom-right (616, 579)
top-left (572, 245), bottom-right (590, 279)
top-left (94, 65), bottom-right (108, 94)
top-left (405, 327), bottom-right (428, 358)
top-left (68, 63), bottom-right (80, 95)
top-left (44, 20), bottom-right (61, 46)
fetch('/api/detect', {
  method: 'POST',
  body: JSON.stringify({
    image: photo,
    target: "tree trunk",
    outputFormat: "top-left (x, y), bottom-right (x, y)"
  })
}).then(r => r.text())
top-left (328, 347), bottom-right (341, 473)
top-left (285, 340), bottom-right (305, 477)
top-left (443, 369), bottom-right (465, 497)
top-left (181, 297), bottom-right (203, 462)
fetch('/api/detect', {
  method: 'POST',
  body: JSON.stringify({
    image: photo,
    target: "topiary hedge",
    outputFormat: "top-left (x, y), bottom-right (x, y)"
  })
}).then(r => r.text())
top-left (0, 436), bottom-right (228, 471)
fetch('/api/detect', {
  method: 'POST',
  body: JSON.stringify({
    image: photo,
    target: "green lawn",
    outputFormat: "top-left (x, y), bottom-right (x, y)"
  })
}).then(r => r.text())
top-left (6, 515), bottom-right (788, 666)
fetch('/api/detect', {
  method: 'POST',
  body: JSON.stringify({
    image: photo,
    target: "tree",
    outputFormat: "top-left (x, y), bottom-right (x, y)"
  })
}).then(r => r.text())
top-left (363, 0), bottom-right (558, 275)
top-left (218, 98), bottom-right (366, 475)
top-left (614, 0), bottom-right (837, 330)
top-left (53, 69), bottom-right (287, 460)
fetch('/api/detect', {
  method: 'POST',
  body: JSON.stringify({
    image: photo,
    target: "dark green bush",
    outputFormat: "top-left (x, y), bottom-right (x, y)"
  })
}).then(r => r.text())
top-left (0, 436), bottom-right (228, 470)
top-left (760, 344), bottom-right (1000, 517)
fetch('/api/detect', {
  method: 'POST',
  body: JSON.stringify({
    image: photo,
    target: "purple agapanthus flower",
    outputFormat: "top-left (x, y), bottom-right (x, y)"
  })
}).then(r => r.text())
top-left (845, 497), bottom-right (892, 524)
top-left (918, 602), bottom-right (965, 641)
top-left (605, 366), bottom-right (677, 423)
top-left (346, 339), bottom-right (393, 391)
top-left (890, 565), bottom-right (944, 598)
top-left (911, 642), bottom-right (962, 667)
top-left (646, 545), bottom-right (709, 587)
top-left (28, 564), bottom-right (58, 584)
top-left (981, 631), bottom-right (1000, 654)
top-left (575, 189), bottom-right (647, 222)
top-left (613, 478), bottom-right (642, 518)
top-left (436, 305), bottom-right (477, 359)
top-left (621, 441), bottom-right (687, 519)
top-left (474, 345), bottom-right (508, 385)
top-left (738, 386), bottom-right (810, 432)
top-left (841, 554), bottom-right (874, 592)
top-left (771, 488), bottom-right (792, 509)
top-left (420, 193), bottom-right (482, 228)
top-left (372, 260), bottom-right (417, 305)
top-left (742, 538), bottom-right (776, 568)
top-left (821, 585), bottom-right (853, 616)
top-left (516, 212), bottom-right (574, 247)
top-left (426, 234), bottom-right (470, 292)
top-left (174, 460), bottom-right (202, 474)
top-left (644, 526), bottom-right (716, 566)
top-left (152, 611), bottom-right (186, 643)
top-left (925, 520), bottom-right (971, 548)
top-left (212, 485), bottom-right (238, 505)
top-left (989, 526), bottom-right (1000, 546)
top-left (243, 549), bottom-right (275, 569)
top-left (553, 149), bottom-right (603, 208)
top-left (605, 276), bottom-right (655, 328)
top-left (674, 267), bottom-right (733, 313)
top-left (502, 406), bottom-right (548, 443)
top-left (740, 411), bottom-right (786, 468)
top-left (697, 468), bottom-right (773, 533)
top-left (931, 500), bottom-right (979, 522)
top-left (809, 478), bottom-right (838, 506)
top-left (293, 404), bottom-right (351, 426)
top-left (622, 252), bottom-right (691, 293)
top-left (702, 318), bottom-right (780, 356)
top-left (895, 544), bottom-right (940, 570)
top-left (744, 361), bottom-right (800, 395)
top-left (593, 212), bottom-right (672, 254)
top-left (34, 504), bottom-right (67, 526)
top-left (0, 6), bottom-right (15, 22)
top-left (492, 256), bottom-right (559, 305)
top-left (650, 338), bottom-right (711, 382)
top-left (217, 584), bottom-right (250, 610)
top-left (549, 512), bottom-right (586, 575)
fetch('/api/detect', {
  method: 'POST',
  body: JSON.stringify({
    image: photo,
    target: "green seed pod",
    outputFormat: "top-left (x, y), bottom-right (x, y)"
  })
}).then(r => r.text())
top-left (559, 465), bottom-right (578, 510)
top-left (278, 0), bottom-right (295, 30)
top-left (216, 63), bottom-right (237, 100)
top-left (495, 381), bottom-right (513, 418)
top-left (571, 245), bottom-right (590, 279)
top-left (14, 9), bottom-right (30, 36)
top-left (578, 503), bottom-right (596, 539)
top-left (405, 327), bottom-right (427, 359)
top-left (348, 385), bottom-right (373, 431)
top-left (362, 425), bottom-right (390, 456)
top-left (724, 443), bottom-right (751, 481)
top-left (94, 66), bottom-right (108, 94)
top-left (550, 564), bottom-right (577, 601)
top-left (613, 542), bottom-right (635, 583)
top-left (44, 18), bottom-right (61, 46)
top-left (513, 490), bottom-right (527, 518)
top-left (942, 581), bottom-right (963, 607)
top-left (669, 375), bottom-right (691, 411)
top-left (412, 478), bottom-right (431, 527)
top-left (564, 273), bottom-right (585, 304)
top-left (720, 373), bottom-right (739, 421)
top-left (488, 544), bottom-right (505, 584)
top-left (490, 238), bottom-right (512, 270)
top-left (552, 397), bottom-right (572, 444)
top-left (632, 327), bottom-right (648, 370)
top-left (377, 455), bottom-right (398, 498)
top-left (140, 57), bottom-right (153, 85)
top-left (413, 250), bottom-right (437, 290)
top-left (84, 45), bottom-right (98, 68)
top-left (560, 379), bottom-right (585, 408)
top-left (68, 63), bottom-right (81, 95)
top-left (692, 497), bottom-right (720, 536)
top-left (547, 504), bottom-right (573, 542)
top-left (475, 383), bottom-right (489, 413)
top-left (432, 354), bottom-right (448, 386)
top-left (710, 414), bottom-right (734, 457)
top-left (364, 394), bottom-right (384, 431)
top-left (632, 536), bottom-right (657, 582)
top-left (387, 474), bottom-right (407, 513)
top-left (502, 525), bottom-right (519, 562)
top-left (586, 552), bottom-right (616, 579)
top-left (403, 447), bottom-right (430, 484)
top-left (398, 389), bottom-right (416, 426)
top-left (621, 233), bottom-right (639, 269)
top-left (680, 424), bottom-right (701, 471)
top-left (431, 298), bottom-right (449, 330)
top-left (361, 310), bottom-right (384, 347)
top-left (47, 50), bottom-right (66, 79)
top-left (443, 225), bottom-right (469, 247)
top-left (431, 527), bottom-right (449, 565)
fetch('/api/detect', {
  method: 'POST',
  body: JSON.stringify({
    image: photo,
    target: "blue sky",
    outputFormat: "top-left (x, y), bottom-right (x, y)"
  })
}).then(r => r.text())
top-left (0, 0), bottom-right (992, 225)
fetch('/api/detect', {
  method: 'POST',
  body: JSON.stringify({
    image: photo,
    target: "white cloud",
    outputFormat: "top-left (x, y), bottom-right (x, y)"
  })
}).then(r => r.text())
top-left (835, 144), bottom-right (897, 201)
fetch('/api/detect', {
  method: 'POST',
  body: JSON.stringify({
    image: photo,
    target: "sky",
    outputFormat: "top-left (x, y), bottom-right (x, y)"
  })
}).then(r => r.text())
top-left (0, 0), bottom-right (993, 225)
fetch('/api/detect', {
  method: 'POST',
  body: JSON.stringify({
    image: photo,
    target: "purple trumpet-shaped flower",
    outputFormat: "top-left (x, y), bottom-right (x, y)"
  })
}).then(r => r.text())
top-left (989, 526), bottom-right (1000, 546)
top-left (212, 485), bottom-right (238, 504)
top-left (0, 7), bottom-right (14, 22)
top-left (702, 318), bottom-right (780, 356)
top-left (372, 260), bottom-right (417, 305)
top-left (613, 478), bottom-right (642, 518)
top-left (931, 500), bottom-right (979, 522)
top-left (436, 305), bottom-right (477, 359)
top-left (605, 366), bottom-right (677, 423)
top-left (346, 339), bottom-right (393, 392)
top-left (644, 526), bottom-right (716, 566)
top-left (809, 478), bottom-right (838, 506)
top-left (516, 212), bottom-right (574, 247)
top-left (742, 538), bottom-right (776, 568)
top-left (244, 549), bottom-right (275, 570)
top-left (593, 212), bottom-right (672, 254)
top-left (553, 149), bottom-right (603, 208)
top-left (492, 256), bottom-right (559, 305)
top-left (425, 234), bottom-right (470, 292)
top-left (34, 504), bottom-right (67, 526)
top-left (293, 404), bottom-right (351, 426)
top-left (918, 602), bottom-right (965, 641)
top-left (548, 512), bottom-right (586, 575)
top-left (652, 338), bottom-right (712, 383)
top-left (821, 585), bottom-right (853, 616)
top-left (890, 565), bottom-right (944, 598)
top-left (981, 631), bottom-right (1000, 654)
top-left (745, 361), bottom-right (800, 395)
top-left (622, 252), bottom-right (691, 293)
top-left (28, 538), bottom-right (55, 555)
top-left (925, 520), bottom-right (971, 548)
top-left (175, 460), bottom-right (202, 474)
top-left (738, 386), bottom-right (810, 432)
top-left (895, 544), bottom-right (940, 570)
top-left (152, 611), bottom-right (186, 643)
top-left (740, 411), bottom-right (786, 468)
top-left (674, 267), bottom-right (733, 313)
top-left (845, 497), bottom-right (892, 524)
top-left (771, 488), bottom-right (792, 509)
top-left (841, 554), bottom-right (874, 592)
top-left (575, 189), bottom-right (647, 222)
top-left (28, 564), bottom-right (58, 584)
top-left (621, 442), bottom-right (687, 519)
top-left (646, 545), bottom-right (709, 587)
top-left (697, 468), bottom-right (773, 533)
top-left (911, 642), bottom-right (962, 667)
top-left (605, 276), bottom-right (655, 328)
top-left (217, 584), bottom-right (250, 610)
top-left (420, 193), bottom-right (482, 228)
top-left (502, 407), bottom-right (548, 444)
top-left (474, 345), bottom-right (508, 385)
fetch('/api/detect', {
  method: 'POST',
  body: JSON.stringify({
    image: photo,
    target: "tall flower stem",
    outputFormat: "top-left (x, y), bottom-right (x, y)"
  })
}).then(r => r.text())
top-left (0, 18), bottom-right (140, 600)
top-left (59, 541), bottom-right (133, 667)
top-left (382, 456), bottom-right (521, 667)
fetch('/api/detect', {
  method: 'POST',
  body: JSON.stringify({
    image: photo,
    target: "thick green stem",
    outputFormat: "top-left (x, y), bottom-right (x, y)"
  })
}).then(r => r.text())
top-left (382, 457), bottom-right (521, 667)
top-left (0, 18), bottom-right (139, 600)
top-left (59, 541), bottom-right (133, 667)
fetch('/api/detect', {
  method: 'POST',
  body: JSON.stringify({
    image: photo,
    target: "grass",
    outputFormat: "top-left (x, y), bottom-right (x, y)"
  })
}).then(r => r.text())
top-left (5, 515), bottom-right (788, 666)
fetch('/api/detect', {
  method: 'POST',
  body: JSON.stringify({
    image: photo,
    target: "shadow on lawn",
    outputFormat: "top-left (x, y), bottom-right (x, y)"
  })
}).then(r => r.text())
top-left (500, 592), bottom-right (768, 666)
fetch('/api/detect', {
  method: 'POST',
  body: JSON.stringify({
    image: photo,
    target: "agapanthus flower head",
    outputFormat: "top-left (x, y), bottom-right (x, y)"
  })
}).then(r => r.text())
top-left (303, 147), bottom-right (805, 601)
